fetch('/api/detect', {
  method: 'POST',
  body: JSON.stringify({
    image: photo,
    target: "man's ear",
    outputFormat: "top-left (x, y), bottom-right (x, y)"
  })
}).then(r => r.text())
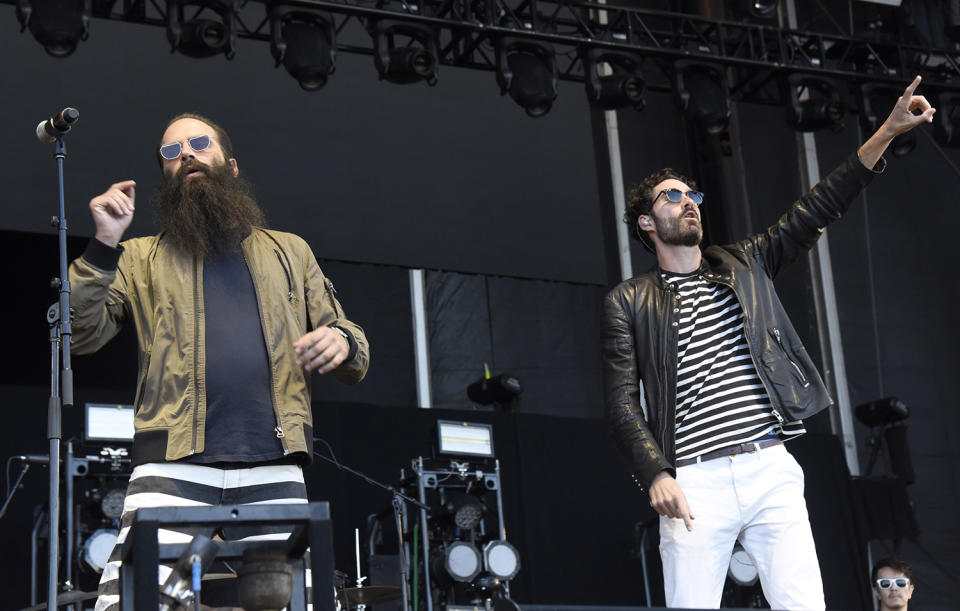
top-left (229, 158), bottom-right (239, 177)
top-left (639, 215), bottom-right (652, 228)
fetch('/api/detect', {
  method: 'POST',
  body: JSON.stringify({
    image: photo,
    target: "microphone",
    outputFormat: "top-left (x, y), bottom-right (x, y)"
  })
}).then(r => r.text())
top-left (159, 535), bottom-right (219, 611)
top-left (36, 108), bottom-right (80, 143)
top-left (17, 454), bottom-right (51, 464)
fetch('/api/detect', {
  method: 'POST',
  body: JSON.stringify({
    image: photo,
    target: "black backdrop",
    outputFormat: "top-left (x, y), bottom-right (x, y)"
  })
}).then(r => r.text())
top-left (1, 1), bottom-right (959, 609)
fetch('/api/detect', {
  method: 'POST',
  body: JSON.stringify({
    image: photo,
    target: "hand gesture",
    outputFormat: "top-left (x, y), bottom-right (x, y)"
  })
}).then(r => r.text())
top-left (880, 75), bottom-right (936, 138)
top-left (293, 326), bottom-right (349, 374)
top-left (649, 470), bottom-right (695, 532)
top-left (90, 180), bottom-right (136, 248)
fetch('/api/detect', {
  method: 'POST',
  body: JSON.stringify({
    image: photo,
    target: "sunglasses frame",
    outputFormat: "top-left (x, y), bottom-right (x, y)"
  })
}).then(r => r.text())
top-left (656, 188), bottom-right (704, 205)
top-left (159, 134), bottom-right (213, 161)
top-left (875, 577), bottom-right (910, 590)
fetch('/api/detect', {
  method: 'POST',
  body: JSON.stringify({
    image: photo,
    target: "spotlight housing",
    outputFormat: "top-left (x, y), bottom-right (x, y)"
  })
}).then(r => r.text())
top-left (442, 541), bottom-right (482, 582)
top-left (269, 4), bottom-right (336, 91)
top-left (785, 75), bottom-right (845, 133)
top-left (583, 49), bottom-right (645, 111)
top-left (673, 62), bottom-right (731, 135)
top-left (370, 20), bottom-right (439, 86)
top-left (496, 37), bottom-right (558, 118)
top-left (855, 396), bottom-right (909, 429)
top-left (858, 83), bottom-right (915, 156)
top-left (443, 492), bottom-right (484, 530)
top-left (16, 0), bottom-right (89, 57)
top-left (726, 0), bottom-right (779, 20)
top-left (467, 373), bottom-right (522, 411)
top-left (166, 0), bottom-right (236, 59)
top-left (934, 91), bottom-right (960, 147)
top-left (483, 540), bottom-right (521, 580)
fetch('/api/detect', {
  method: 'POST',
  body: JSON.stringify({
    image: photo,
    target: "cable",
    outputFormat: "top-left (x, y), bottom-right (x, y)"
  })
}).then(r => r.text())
top-left (0, 463), bottom-right (31, 520)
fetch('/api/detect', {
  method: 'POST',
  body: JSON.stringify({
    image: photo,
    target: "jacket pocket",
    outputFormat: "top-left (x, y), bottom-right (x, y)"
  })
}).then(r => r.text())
top-left (134, 350), bottom-right (152, 413)
top-left (760, 327), bottom-right (812, 411)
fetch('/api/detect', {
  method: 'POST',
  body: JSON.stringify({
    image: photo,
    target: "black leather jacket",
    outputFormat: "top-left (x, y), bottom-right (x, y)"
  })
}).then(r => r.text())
top-left (602, 152), bottom-right (882, 490)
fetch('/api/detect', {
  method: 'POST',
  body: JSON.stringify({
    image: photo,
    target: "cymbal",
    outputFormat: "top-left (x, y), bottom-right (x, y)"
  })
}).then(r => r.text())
top-left (340, 585), bottom-right (402, 605)
top-left (20, 590), bottom-right (97, 611)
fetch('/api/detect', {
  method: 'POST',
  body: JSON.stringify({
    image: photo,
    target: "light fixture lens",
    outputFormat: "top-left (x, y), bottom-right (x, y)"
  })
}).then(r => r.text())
top-left (483, 540), bottom-right (520, 580)
top-left (445, 542), bottom-right (482, 582)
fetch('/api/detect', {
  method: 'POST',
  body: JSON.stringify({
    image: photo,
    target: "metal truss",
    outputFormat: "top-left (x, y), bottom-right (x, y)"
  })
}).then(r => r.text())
top-left (10, 0), bottom-right (960, 104)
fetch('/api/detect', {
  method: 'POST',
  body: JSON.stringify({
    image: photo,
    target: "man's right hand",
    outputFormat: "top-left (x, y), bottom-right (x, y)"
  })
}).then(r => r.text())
top-left (90, 180), bottom-right (136, 248)
top-left (649, 470), bottom-right (695, 532)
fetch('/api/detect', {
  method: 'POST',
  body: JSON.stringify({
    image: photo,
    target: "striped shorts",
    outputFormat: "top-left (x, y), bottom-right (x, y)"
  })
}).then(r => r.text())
top-left (95, 461), bottom-right (309, 611)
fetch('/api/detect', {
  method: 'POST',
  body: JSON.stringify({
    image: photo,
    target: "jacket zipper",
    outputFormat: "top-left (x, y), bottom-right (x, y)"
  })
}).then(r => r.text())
top-left (659, 284), bottom-right (678, 451)
top-left (274, 250), bottom-right (296, 303)
top-left (245, 249), bottom-right (288, 446)
top-left (772, 327), bottom-right (811, 388)
top-left (191, 257), bottom-right (201, 454)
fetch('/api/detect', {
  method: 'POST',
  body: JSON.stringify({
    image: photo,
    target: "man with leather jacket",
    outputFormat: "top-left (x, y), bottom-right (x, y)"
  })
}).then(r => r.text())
top-left (602, 77), bottom-right (933, 609)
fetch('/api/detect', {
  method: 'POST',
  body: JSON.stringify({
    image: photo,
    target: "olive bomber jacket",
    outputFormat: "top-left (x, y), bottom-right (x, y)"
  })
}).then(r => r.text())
top-left (68, 227), bottom-right (370, 466)
top-left (602, 151), bottom-right (882, 491)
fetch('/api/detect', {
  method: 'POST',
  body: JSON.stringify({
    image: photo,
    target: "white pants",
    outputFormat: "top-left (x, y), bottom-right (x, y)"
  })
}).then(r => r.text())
top-left (659, 444), bottom-right (825, 610)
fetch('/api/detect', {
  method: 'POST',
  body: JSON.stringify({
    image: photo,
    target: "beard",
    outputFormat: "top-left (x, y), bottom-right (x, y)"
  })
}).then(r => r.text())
top-left (652, 212), bottom-right (702, 247)
top-left (153, 159), bottom-right (266, 258)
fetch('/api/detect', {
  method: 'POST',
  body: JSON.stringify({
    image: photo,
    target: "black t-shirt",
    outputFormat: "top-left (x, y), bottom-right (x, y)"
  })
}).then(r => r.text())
top-left (185, 250), bottom-right (286, 464)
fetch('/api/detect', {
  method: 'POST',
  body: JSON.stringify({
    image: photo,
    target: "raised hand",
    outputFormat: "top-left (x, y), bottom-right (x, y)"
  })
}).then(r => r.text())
top-left (90, 180), bottom-right (136, 248)
top-left (859, 76), bottom-right (936, 169)
top-left (881, 75), bottom-right (936, 138)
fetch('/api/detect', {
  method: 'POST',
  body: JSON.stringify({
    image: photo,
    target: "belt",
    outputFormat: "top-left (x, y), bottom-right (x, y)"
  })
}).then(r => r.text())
top-left (675, 438), bottom-right (782, 468)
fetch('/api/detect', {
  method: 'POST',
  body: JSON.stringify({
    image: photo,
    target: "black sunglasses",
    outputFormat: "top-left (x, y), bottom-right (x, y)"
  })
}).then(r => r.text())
top-left (656, 188), bottom-right (704, 205)
top-left (876, 578), bottom-right (910, 590)
top-left (159, 134), bottom-right (212, 160)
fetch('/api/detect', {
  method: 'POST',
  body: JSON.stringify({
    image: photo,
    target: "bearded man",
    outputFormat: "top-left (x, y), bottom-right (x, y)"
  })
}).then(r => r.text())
top-left (602, 77), bottom-right (934, 609)
top-left (69, 113), bottom-right (370, 611)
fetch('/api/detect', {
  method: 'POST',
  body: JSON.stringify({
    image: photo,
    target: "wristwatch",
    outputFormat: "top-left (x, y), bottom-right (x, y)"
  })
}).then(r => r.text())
top-left (331, 326), bottom-right (349, 343)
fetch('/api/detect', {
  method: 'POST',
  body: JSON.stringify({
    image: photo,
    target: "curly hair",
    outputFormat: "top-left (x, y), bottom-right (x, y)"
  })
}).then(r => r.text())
top-left (156, 113), bottom-right (236, 169)
top-left (871, 556), bottom-right (914, 583)
top-left (624, 168), bottom-right (698, 243)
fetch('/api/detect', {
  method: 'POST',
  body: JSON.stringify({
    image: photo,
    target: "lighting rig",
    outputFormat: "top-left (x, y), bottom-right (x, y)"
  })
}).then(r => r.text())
top-left (400, 420), bottom-right (521, 611)
top-left (7, 0), bottom-right (960, 123)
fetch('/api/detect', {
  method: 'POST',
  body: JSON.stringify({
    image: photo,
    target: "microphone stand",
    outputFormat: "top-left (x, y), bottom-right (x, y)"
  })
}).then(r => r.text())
top-left (44, 133), bottom-right (77, 609)
top-left (312, 441), bottom-right (428, 611)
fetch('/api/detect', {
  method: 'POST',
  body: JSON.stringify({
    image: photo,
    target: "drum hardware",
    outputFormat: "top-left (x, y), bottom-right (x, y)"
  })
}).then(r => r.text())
top-left (18, 589), bottom-right (97, 611)
top-left (236, 545), bottom-right (295, 611)
top-left (313, 438), bottom-right (429, 611)
top-left (118, 502), bottom-right (334, 611)
top-left (340, 585), bottom-right (404, 606)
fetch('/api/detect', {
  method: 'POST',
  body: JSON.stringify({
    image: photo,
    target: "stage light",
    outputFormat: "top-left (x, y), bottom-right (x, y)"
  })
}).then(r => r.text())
top-left (483, 540), bottom-right (520, 580)
top-left (442, 541), bottom-right (482, 582)
top-left (785, 75), bottom-right (845, 133)
top-left (496, 37), bottom-right (558, 118)
top-left (933, 91), bottom-right (960, 147)
top-left (166, 0), bottom-right (236, 59)
top-left (443, 492), bottom-right (485, 530)
top-left (269, 5), bottom-right (336, 90)
top-left (16, 0), bottom-right (89, 57)
top-left (727, 543), bottom-right (758, 586)
top-left (467, 373), bottom-right (522, 410)
top-left (370, 20), bottom-right (439, 85)
top-left (583, 49), bottom-right (645, 111)
top-left (855, 396), bottom-right (909, 428)
top-left (81, 528), bottom-right (119, 573)
top-left (859, 83), bottom-right (915, 156)
top-left (856, 396), bottom-right (915, 484)
top-left (673, 62), bottom-right (731, 135)
top-left (437, 420), bottom-right (495, 458)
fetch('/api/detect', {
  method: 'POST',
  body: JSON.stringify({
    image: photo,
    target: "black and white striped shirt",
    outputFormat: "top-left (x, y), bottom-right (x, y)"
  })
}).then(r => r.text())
top-left (663, 270), bottom-right (805, 461)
